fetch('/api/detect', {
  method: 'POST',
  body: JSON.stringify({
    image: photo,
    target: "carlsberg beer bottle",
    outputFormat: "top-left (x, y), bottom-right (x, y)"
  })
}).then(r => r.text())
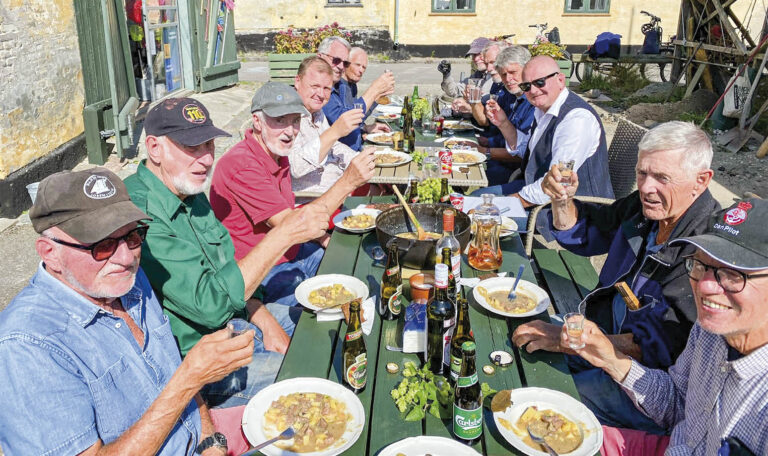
top-left (342, 300), bottom-right (367, 394)
top-left (449, 298), bottom-right (474, 384)
top-left (453, 341), bottom-right (483, 444)
top-left (380, 242), bottom-right (403, 320)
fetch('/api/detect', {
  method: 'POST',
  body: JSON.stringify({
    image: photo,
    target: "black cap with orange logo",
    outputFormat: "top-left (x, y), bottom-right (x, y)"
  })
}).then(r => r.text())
top-left (144, 97), bottom-right (230, 146)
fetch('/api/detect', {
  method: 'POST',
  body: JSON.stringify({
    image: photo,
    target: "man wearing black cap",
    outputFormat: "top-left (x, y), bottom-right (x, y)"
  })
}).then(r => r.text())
top-left (126, 97), bottom-right (328, 408)
top-left (0, 168), bottom-right (250, 455)
top-left (210, 82), bottom-right (374, 307)
top-left (567, 198), bottom-right (768, 456)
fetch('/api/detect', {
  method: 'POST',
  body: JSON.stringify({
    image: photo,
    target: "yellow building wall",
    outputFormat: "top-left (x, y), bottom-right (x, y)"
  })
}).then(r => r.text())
top-left (234, 0), bottom-right (392, 34)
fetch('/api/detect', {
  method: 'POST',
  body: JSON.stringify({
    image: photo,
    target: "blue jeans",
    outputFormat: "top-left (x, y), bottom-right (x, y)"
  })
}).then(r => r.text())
top-left (261, 242), bottom-right (324, 307)
top-left (201, 303), bottom-right (301, 408)
top-left (485, 160), bottom-right (521, 187)
top-left (469, 179), bottom-right (525, 196)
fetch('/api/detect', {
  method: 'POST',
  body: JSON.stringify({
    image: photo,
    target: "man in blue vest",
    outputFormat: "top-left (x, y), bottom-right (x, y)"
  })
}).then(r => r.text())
top-left (478, 55), bottom-right (614, 207)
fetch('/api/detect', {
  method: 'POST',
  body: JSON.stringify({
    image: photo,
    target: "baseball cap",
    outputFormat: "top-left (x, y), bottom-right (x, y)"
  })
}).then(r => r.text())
top-left (672, 198), bottom-right (768, 271)
top-left (30, 168), bottom-right (150, 244)
top-left (251, 82), bottom-right (309, 117)
top-left (144, 97), bottom-right (230, 147)
top-left (466, 37), bottom-right (491, 57)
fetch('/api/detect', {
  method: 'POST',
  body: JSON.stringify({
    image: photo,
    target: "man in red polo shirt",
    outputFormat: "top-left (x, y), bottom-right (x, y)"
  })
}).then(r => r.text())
top-left (210, 82), bottom-right (374, 306)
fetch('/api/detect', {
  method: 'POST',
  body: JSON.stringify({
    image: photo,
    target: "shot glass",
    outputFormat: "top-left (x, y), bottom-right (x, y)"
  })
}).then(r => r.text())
top-left (354, 102), bottom-right (365, 112)
top-left (422, 117), bottom-right (436, 137)
top-left (227, 318), bottom-right (250, 338)
top-left (564, 312), bottom-right (585, 350)
top-left (557, 159), bottom-right (575, 188)
top-left (488, 93), bottom-right (499, 103)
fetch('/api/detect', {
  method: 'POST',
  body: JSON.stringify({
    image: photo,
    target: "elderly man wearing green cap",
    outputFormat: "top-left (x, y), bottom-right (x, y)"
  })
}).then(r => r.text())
top-left (126, 97), bottom-right (329, 411)
top-left (210, 82), bottom-right (374, 307)
top-left (0, 168), bottom-right (251, 455)
top-left (567, 198), bottom-right (768, 456)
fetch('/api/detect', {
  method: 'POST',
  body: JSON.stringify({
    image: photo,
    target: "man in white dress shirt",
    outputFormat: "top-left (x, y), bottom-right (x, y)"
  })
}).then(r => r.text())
top-left (477, 55), bottom-right (614, 207)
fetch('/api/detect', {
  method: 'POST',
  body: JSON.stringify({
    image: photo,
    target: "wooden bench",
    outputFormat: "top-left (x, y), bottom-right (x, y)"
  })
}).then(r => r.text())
top-left (533, 248), bottom-right (599, 315)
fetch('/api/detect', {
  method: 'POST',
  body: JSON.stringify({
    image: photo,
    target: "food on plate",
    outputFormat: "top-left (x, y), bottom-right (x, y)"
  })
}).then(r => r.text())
top-left (445, 138), bottom-right (478, 148)
top-left (308, 284), bottom-right (357, 308)
top-left (342, 214), bottom-right (375, 229)
top-left (375, 153), bottom-right (405, 165)
top-left (263, 392), bottom-right (351, 453)
top-left (365, 203), bottom-right (399, 211)
top-left (396, 231), bottom-right (441, 240)
top-left (513, 406), bottom-right (583, 454)
top-left (376, 96), bottom-right (391, 105)
top-left (367, 133), bottom-right (394, 144)
top-left (376, 113), bottom-right (399, 121)
top-left (443, 120), bottom-right (473, 130)
top-left (476, 286), bottom-right (537, 313)
top-left (452, 152), bottom-right (479, 164)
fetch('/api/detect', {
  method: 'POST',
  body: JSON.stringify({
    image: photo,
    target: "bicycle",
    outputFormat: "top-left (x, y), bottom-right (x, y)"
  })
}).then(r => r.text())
top-left (573, 10), bottom-right (675, 83)
top-left (529, 23), bottom-right (572, 61)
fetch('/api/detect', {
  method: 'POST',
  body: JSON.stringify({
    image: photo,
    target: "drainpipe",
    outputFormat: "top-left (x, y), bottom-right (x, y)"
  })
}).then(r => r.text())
top-left (393, 0), bottom-right (400, 49)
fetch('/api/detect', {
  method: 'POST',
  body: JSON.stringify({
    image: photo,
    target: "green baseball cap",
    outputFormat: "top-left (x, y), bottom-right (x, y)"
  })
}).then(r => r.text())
top-left (250, 82), bottom-right (308, 117)
top-left (30, 168), bottom-right (150, 244)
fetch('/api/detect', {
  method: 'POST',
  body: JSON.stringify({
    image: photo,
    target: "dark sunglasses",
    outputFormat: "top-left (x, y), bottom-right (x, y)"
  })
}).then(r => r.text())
top-left (48, 225), bottom-right (149, 261)
top-left (518, 72), bottom-right (560, 92)
top-left (320, 53), bottom-right (351, 68)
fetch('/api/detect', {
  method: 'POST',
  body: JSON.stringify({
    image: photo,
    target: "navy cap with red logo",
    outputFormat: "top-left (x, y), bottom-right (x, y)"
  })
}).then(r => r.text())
top-left (672, 198), bottom-right (768, 271)
top-left (144, 97), bottom-right (230, 146)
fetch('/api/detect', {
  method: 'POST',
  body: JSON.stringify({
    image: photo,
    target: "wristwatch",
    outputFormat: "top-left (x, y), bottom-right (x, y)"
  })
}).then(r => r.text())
top-left (196, 432), bottom-right (227, 454)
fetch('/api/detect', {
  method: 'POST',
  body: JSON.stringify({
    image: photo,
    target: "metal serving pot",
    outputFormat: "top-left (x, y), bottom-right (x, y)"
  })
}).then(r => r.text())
top-left (375, 203), bottom-right (472, 270)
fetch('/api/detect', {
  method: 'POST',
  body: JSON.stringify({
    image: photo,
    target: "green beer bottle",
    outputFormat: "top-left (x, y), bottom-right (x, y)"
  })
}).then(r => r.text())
top-left (453, 341), bottom-right (483, 444)
top-left (399, 96), bottom-right (409, 130)
top-left (449, 298), bottom-right (474, 384)
top-left (438, 177), bottom-right (451, 204)
top-left (427, 263), bottom-right (456, 376)
top-left (380, 242), bottom-right (403, 320)
top-left (412, 85), bottom-right (420, 100)
top-left (342, 300), bottom-right (367, 394)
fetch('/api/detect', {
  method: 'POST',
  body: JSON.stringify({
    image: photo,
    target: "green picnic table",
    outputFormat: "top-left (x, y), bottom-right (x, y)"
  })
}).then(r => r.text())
top-left (274, 195), bottom-right (599, 455)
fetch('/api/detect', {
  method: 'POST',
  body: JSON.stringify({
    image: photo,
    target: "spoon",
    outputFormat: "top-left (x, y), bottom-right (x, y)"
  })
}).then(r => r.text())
top-left (527, 424), bottom-right (559, 456)
top-left (508, 264), bottom-right (525, 300)
top-left (240, 427), bottom-right (295, 455)
top-left (392, 185), bottom-right (427, 241)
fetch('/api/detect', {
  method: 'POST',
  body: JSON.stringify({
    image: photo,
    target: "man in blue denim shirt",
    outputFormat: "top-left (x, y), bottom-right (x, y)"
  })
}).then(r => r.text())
top-left (0, 169), bottom-right (251, 455)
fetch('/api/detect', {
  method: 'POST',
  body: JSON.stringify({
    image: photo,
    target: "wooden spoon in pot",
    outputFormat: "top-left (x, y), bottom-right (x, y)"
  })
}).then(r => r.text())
top-left (392, 185), bottom-right (427, 241)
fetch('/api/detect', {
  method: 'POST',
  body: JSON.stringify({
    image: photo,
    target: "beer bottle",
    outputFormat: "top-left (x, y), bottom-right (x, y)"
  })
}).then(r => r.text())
top-left (440, 247), bottom-right (457, 301)
top-left (342, 300), bottom-right (367, 394)
top-left (406, 176), bottom-right (420, 204)
top-left (406, 122), bottom-right (416, 154)
top-left (399, 96), bottom-right (409, 130)
top-left (412, 85), bottom-right (420, 101)
top-left (380, 242), bottom-right (403, 320)
top-left (453, 341), bottom-right (483, 444)
top-left (436, 209), bottom-right (462, 287)
top-left (438, 177), bottom-right (451, 204)
top-left (449, 298), bottom-right (474, 384)
top-left (427, 263), bottom-right (456, 376)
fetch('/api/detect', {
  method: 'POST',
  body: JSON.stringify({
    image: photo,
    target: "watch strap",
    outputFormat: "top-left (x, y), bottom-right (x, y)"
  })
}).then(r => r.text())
top-left (196, 432), bottom-right (227, 454)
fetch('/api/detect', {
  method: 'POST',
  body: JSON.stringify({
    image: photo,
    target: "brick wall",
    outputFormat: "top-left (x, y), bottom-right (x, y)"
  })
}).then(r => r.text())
top-left (0, 0), bottom-right (85, 180)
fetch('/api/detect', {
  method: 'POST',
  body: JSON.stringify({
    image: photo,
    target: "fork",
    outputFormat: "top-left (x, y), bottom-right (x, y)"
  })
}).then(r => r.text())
top-left (507, 264), bottom-right (525, 300)
top-left (240, 427), bottom-right (295, 455)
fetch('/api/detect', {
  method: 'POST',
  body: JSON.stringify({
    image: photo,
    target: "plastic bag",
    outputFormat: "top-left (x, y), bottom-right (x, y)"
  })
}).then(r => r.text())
top-left (723, 68), bottom-right (751, 118)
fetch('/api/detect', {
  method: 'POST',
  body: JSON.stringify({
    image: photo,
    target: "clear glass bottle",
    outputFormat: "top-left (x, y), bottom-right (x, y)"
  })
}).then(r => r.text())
top-left (436, 209), bottom-right (461, 289)
top-left (467, 194), bottom-right (503, 271)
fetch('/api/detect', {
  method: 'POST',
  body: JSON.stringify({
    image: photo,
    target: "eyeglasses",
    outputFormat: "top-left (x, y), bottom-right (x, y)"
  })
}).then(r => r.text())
top-left (320, 53), bottom-right (351, 68)
top-left (518, 72), bottom-right (560, 92)
top-left (48, 225), bottom-right (148, 261)
top-left (684, 256), bottom-right (768, 293)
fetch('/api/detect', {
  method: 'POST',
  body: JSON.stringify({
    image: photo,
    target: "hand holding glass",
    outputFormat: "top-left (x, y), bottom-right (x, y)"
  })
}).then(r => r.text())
top-left (564, 312), bottom-right (585, 349)
top-left (557, 159), bottom-right (575, 188)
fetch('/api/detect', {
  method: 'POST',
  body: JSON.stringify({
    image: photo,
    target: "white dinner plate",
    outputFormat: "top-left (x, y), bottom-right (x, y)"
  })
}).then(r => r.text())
top-left (492, 387), bottom-right (603, 456)
top-left (443, 120), bottom-right (475, 131)
top-left (294, 274), bottom-right (369, 314)
top-left (374, 104), bottom-right (403, 115)
top-left (451, 149), bottom-right (487, 165)
top-left (472, 277), bottom-right (549, 318)
top-left (375, 113), bottom-right (401, 122)
top-left (365, 132), bottom-right (396, 145)
top-left (374, 150), bottom-right (412, 168)
top-left (378, 436), bottom-right (483, 456)
top-left (444, 137), bottom-right (479, 148)
top-left (242, 377), bottom-right (366, 456)
top-left (332, 208), bottom-right (381, 233)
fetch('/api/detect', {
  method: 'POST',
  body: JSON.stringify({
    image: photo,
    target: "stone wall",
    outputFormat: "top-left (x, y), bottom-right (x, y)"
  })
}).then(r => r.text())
top-left (0, 0), bottom-right (85, 180)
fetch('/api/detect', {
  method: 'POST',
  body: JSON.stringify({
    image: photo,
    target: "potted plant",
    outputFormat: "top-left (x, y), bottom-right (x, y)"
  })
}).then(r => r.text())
top-left (269, 23), bottom-right (352, 84)
top-left (529, 38), bottom-right (573, 87)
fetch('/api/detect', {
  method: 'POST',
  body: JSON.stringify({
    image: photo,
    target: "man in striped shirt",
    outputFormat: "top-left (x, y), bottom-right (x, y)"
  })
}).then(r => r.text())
top-left (566, 198), bottom-right (768, 455)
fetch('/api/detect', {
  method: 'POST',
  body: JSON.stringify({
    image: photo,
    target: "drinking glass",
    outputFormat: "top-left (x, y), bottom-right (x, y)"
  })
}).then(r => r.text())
top-left (564, 312), bottom-right (585, 349)
top-left (422, 116), bottom-right (436, 137)
top-left (423, 153), bottom-right (440, 179)
top-left (557, 159), bottom-right (575, 188)
top-left (227, 318), bottom-right (250, 338)
top-left (354, 102), bottom-right (365, 112)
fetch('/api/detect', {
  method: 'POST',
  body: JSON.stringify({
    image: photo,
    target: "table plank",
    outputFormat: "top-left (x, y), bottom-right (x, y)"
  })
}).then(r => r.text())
top-left (533, 248), bottom-right (585, 315)
top-left (559, 250), bottom-right (600, 300)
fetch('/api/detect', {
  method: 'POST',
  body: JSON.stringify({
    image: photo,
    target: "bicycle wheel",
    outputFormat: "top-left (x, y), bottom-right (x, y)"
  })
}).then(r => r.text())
top-left (640, 48), bottom-right (674, 82)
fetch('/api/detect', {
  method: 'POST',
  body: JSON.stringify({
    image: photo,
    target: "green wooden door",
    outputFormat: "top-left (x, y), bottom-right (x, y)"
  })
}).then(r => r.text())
top-left (74, 0), bottom-right (139, 164)
top-left (188, 0), bottom-right (240, 92)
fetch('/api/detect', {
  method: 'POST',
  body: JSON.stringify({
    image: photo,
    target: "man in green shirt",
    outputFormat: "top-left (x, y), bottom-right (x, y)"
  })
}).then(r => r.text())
top-left (125, 98), bottom-right (328, 408)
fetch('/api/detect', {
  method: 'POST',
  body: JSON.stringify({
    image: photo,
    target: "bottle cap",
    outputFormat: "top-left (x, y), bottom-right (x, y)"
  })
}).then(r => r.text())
top-left (461, 341), bottom-right (477, 351)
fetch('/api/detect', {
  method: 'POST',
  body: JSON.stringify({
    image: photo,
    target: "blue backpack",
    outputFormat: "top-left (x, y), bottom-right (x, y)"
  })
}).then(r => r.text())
top-left (588, 32), bottom-right (621, 59)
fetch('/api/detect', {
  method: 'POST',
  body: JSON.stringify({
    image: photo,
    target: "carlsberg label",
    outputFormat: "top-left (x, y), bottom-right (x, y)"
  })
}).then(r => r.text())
top-left (453, 404), bottom-right (483, 440)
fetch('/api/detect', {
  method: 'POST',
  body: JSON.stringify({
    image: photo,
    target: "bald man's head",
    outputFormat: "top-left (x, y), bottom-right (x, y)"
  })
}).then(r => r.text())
top-left (521, 55), bottom-right (566, 111)
top-left (345, 47), bottom-right (368, 83)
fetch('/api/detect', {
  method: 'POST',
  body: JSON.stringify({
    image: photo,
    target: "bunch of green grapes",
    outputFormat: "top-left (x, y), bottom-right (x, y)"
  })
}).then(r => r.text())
top-left (416, 178), bottom-right (454, 204)
top-left (411, 149), bottom-right (427, 166)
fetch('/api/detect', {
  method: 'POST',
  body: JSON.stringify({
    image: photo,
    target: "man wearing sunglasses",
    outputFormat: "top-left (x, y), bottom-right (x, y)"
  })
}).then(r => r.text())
top-left (0, 168), bottom-right (251, 455)
top-left (127, 97), bottom-right (330, 410)
top-left (564, 198), bottom-right (768, 456)
top-left (513, 121), bottom-right (719, 433)
top-left (477, 55), bottom-right (613, 208)
top-left (320, 38), bottom-right (394, 152)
